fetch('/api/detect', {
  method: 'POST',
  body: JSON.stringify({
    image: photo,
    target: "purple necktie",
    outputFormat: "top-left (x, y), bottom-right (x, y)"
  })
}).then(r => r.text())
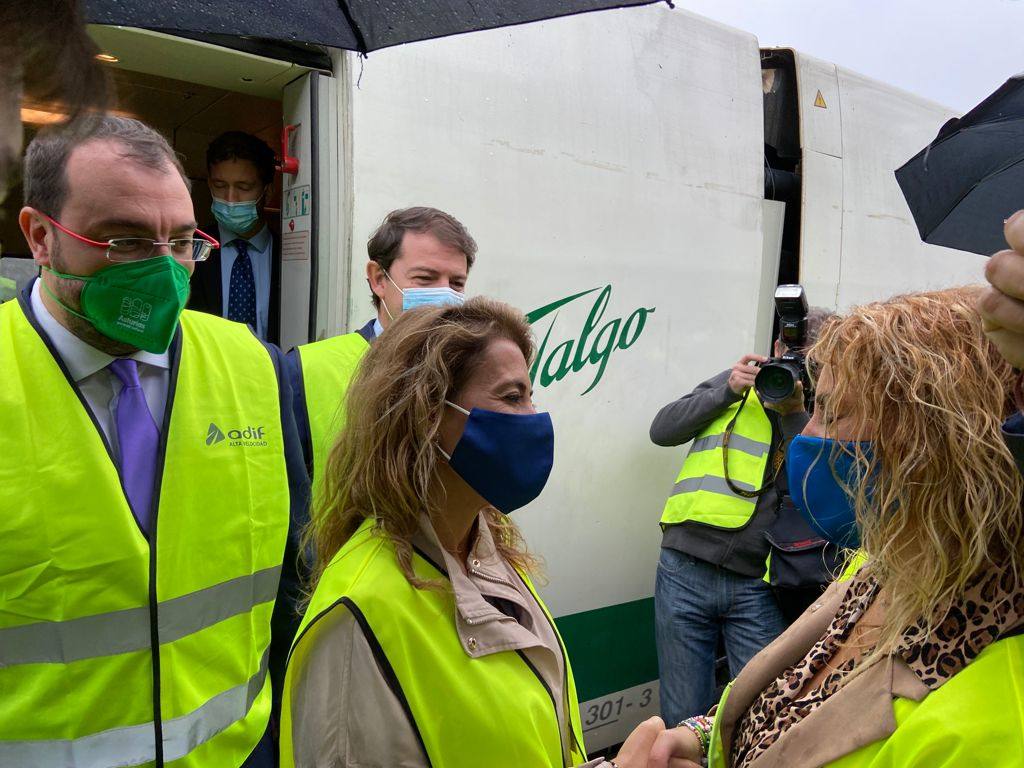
top-left (109, 358), bottom-right (159, 535)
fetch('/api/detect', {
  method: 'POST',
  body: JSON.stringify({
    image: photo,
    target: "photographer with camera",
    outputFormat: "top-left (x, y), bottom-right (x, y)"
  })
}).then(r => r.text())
top-left (649, 286), bottom-right (837, 726)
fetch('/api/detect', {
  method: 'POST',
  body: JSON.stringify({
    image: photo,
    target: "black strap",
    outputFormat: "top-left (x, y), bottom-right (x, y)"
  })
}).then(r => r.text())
top-left (722, 389), bottom-right (780, 498)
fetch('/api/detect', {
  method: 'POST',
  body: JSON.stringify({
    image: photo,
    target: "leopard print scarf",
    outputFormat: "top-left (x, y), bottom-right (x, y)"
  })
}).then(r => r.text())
top-left (731, 567), bottom-right (1024, 767)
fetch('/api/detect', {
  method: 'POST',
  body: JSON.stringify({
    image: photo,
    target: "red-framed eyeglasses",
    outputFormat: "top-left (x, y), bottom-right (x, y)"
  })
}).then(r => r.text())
top-left (41, 213), bottom-right (220, 263)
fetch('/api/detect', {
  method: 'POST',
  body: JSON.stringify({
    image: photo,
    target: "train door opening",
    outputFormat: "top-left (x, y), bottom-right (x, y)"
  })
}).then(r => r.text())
top-left (759, 48), bottom-right (803, 348)
top-left (1, 26), bottom-right (341, 350)
top-left (762, 48), bottom-right (802, 284)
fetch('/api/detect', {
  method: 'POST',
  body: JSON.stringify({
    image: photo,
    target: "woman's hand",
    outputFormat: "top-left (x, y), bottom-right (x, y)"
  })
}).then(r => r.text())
top-left (610, 716), bottom-right (665, 768)
top-left (646, 725), bottom-right (704, 768)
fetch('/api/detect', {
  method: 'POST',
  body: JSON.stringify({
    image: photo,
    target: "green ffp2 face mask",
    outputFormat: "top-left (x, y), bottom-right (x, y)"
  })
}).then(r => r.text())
top-left (43, 256), bottom-right (191, 353)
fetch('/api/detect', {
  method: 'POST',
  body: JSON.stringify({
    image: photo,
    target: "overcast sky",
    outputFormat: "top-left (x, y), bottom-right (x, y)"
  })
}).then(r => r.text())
top-left (679, 0), bottom-right (1020, 113)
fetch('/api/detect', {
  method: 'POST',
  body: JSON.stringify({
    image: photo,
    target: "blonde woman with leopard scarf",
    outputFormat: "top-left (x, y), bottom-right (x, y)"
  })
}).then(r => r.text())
top-left (644, 286), bottom-right (1024, 768)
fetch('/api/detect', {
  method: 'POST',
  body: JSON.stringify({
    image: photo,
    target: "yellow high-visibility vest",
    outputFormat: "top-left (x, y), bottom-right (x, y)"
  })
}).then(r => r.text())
top-left (280, 519), bottom-right (588, 767)
top-left (0, 300), bottom-right (290, 767)
top-left (295, 332), bottom-right (370, 488)
top-left (709, 634), bottom-right (1024, 767)
top-left (660, 393), bottom-right (774, 529)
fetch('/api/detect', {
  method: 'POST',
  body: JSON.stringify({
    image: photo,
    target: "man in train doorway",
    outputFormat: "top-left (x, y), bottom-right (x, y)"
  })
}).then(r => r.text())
top-left (287, 206), bottom-right (475, 483)
top-left (188, 131), bottom-right (282, 344)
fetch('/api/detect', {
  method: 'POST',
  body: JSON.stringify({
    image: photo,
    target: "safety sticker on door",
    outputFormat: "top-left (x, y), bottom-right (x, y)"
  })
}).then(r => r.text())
top-left (283, 185), bottom-right (311, 219)
top-left (282, 230), bottom-right (310, 262)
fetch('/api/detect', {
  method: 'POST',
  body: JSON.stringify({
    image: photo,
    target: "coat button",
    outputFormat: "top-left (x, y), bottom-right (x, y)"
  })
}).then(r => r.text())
top-left (471, 558), bottom-right (481, 569)
top-left (467, 637), bottom-right (478, 651)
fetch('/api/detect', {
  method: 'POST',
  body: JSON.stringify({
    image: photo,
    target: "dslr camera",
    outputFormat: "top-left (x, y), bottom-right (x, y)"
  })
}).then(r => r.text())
top-left (754, 284), bottom-right (811, 404)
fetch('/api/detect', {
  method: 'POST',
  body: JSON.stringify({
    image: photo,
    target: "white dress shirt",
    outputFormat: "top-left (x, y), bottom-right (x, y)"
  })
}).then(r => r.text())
top-left (218, 223), bottom-right (272, 340)
top-left (31, 280), bottom-right (170, 459)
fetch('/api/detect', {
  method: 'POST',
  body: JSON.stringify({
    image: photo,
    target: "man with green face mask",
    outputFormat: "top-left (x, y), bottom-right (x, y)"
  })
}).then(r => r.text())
top-left (0, 116), bottom-right (309, 768)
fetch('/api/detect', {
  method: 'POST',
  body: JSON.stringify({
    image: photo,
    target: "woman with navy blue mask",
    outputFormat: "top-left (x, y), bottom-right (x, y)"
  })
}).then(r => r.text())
top-left (647, 287), bottom-right (1024, 768)
top-left (280, 297), bottom-right (663, 768)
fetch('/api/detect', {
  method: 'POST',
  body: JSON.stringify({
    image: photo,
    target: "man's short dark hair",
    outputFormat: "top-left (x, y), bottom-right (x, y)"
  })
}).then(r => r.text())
top-left (779, 306), bottom-right (834, 351)
top-left (24, 116), bottom-right (189, 216)
top-left (366, 207), bottom-right (478, 308)
top-left (206, 131), bottom-right (276, 187)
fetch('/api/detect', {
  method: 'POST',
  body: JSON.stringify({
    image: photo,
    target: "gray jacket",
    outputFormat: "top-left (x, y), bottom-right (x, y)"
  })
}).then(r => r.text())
top-left (650, 370), bottom-right (808, 577)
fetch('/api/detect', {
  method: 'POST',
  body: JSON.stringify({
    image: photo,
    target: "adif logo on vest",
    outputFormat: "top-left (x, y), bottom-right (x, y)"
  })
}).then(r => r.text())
top-left (206, 423), bottom-right (226, 445)
top-left (206, 422), bottom-right (268, 447)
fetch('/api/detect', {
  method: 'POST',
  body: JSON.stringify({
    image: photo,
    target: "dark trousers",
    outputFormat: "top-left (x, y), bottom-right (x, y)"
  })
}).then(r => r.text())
top-left (774, 584), bottom-right (828, 625)
top-left (241, 725), bottom-right (277, 768)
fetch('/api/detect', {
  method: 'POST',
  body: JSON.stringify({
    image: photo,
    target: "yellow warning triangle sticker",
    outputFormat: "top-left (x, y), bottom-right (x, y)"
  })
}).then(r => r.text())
top-left (814, 90), bottom-right (827, 109)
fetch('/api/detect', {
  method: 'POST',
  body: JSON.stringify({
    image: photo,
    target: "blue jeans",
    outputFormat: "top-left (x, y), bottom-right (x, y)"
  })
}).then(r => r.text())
top-left (654, 548), bottom-right (785, 726)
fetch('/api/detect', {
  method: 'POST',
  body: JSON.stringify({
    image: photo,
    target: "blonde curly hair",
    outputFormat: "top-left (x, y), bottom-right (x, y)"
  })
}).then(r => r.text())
top-left (808, 286), bottom-right (1022, 664)
top-left (303, 297), bottom-right (539, 595)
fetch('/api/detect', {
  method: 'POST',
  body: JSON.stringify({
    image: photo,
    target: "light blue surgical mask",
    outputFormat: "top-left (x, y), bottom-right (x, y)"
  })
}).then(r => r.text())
top-left (402, 286), bottom-right (465, 311)
top-left (211, 195), bottom-right (261, 234)
top-left (382, 270), bottom-right (465, 320)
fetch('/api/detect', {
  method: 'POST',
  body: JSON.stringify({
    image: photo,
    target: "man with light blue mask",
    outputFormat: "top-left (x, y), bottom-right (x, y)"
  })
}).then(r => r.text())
top-left (188, 131), bottom-right (281, 343)
top-left (286, 206), bottom-right (475, 483)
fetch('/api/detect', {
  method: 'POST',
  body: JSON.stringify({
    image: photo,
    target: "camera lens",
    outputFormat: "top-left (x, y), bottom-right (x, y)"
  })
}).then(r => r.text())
top-left (755, 362), bottom-right (798, 403)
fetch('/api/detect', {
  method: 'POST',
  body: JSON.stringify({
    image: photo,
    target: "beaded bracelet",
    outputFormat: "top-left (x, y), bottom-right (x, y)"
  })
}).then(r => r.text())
top-left (676, 714), bottom-right (713, 757)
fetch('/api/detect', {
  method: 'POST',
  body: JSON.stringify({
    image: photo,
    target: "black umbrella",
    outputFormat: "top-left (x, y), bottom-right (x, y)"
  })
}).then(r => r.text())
top-left (84, 0), bottom-right (667, 54)
top-left (896, 74), bottom-right (1024, 257)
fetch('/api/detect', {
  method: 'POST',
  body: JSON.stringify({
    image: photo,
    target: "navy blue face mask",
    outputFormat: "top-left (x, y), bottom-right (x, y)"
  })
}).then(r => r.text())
top-left (786, 435), bottom-right (874, 550)
top-left (439, 401), bottom-right (554, 515)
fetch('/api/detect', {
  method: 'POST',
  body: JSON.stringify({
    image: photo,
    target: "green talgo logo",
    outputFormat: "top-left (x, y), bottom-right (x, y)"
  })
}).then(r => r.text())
top-left (526, 285), bottom-right (655, 395)
top-left (206, 423), bottom-right (226, 445)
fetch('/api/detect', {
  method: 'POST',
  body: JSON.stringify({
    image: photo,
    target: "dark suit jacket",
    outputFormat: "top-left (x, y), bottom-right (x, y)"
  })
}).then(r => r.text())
top-left (188, 221), bottom-right (282, 346)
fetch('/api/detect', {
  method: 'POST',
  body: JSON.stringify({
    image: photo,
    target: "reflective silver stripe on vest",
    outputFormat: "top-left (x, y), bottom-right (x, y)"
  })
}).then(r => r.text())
top-left (0, 650), bottom-right (270, 767)
top-left (672, 475), bottom-right (757, 497)
top-left (0, 565), bottom-right (281, 667)
top-left (689, 433), bottom-right (770, 458)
